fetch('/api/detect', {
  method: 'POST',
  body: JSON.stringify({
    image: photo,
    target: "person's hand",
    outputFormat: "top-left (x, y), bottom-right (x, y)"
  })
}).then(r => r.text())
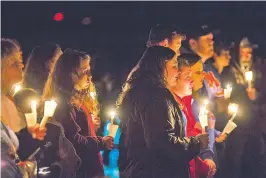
top-left (27, 124), bottom-right (47, 140)
top-left (196, 133), bottom-right (209, 149)
top-left (215, 133), bottom-right (228, 143)
top-left (194, 122), bottom-right (203, 132)
top-left (92, 115), bottom-right (101, 131)
top-left (204, 159), bottom-right (217, 178)
top-left (246, 87), bottom-right (256, 101)
top-left (103, 136), bottom-right (114, 150)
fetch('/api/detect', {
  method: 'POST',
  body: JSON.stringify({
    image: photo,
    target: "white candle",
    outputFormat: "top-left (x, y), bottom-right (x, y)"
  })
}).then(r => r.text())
top-left (40, 116), bottom-right (50, 128)
top-left (199, 103), bottom-right (208, 132)
top-left (224, 84), bottom-right (232, 99)
top-left (31, 100), bottom-right (37, 114)
top-left (245, 71), bottom-right (253, 88)
top-left (222, 120), bottom-right (237, 135)
top-left (109, 110), bottom-right (116, 124)
top-left (228, 103), bottom-right (239, 122)
top-left (44, 100), bottom-right (57, 117)
top-left (41, 100), bottom-right (58, 128)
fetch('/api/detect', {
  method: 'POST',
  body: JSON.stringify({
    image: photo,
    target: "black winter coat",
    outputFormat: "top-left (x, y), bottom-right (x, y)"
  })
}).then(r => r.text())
top-left (118, 80), bottom-right (200, 178)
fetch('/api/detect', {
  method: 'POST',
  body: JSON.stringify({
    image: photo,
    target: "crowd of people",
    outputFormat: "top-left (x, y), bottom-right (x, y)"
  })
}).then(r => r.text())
top-left (1, 23), bottom-right (266, 178)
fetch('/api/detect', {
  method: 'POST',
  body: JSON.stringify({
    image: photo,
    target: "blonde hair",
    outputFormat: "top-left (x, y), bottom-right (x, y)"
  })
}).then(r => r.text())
top-left (77, 82), bottom-right (100, 116)
top-left (1, 38), bottom-right (21, 68)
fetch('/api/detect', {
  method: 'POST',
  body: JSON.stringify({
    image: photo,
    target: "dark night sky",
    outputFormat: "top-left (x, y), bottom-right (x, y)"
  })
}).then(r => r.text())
top-left (2, 1), bottom-right (266, 81)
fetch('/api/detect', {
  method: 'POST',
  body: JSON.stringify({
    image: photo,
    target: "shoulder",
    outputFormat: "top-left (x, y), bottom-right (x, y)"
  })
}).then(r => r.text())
top-left (54, 103), bottom-right (77, 123)
top-left (148, 87), bottom-right (181, 113)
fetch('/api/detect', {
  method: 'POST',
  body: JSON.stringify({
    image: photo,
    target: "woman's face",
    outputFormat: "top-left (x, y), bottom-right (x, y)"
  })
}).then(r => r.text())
top-left (1, 47), bottom-right (24, 89)
top-left (73, 56), bottom-right (91, 91)
top-left (191, 60), bottom-right (205, 92)
top-left (164, 57), bottom-right (179, 88)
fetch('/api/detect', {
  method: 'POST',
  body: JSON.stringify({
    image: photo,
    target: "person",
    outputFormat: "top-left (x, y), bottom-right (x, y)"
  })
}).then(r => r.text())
top-left (183, 24), bottom-right (216, 63)
top-left (13, 88), bottom-right (81, 178)
top-left (222, 37), bottom-right (265, 178)
top-left (204, 41), bottom-right (234, 101)
top-left (23, 43), bottom-right (62, 94)
top-left (171, 55), bottom-right (228, 178)
top-left (181, 25), bottom-right (223, 103)
top-left (1, 38), bottom-right (46, 178)
top-left (43, 49), bottom-right (114, 178)
top-left (127, 24), bottom-right (186, 81)
top-left (146, 24), bottom-right (186, 55)
top-left (117, 46), bottom-right (209, 178)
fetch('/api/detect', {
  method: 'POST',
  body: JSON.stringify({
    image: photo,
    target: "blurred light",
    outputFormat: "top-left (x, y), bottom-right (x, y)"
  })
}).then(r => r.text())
top-left (39, 167), bottom-right (50, 175)
top-left (245, 71), bottom-right (253, 81)
top-left (226, 84), bottom-right (232, 90)
top-left (81, 16), bottom-right (92, 25)
top-left (54, 12), bottom-right (64, 22)
top-left (109, 109), bottom-right (116, 119)
top-left (228, 103), bottom-right (239, 114)
top-left (203, 99), bottom-right (209, 106)
top-left (14, 84), bottom-right (22, 94)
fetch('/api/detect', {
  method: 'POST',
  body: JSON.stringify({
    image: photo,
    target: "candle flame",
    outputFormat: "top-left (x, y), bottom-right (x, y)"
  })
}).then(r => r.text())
top-left (226, 84), bottom-right (232, 90)
top-left (245, 71), bottom-right (253, 81)
top-left (204, 99), bottom-right (208, 106)
top-left (109, 110), bottom-right (116, 118)
top-left (228, 103), bottom-right (238, 114)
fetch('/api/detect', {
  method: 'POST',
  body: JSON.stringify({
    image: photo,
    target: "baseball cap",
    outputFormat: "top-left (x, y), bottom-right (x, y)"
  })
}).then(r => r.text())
top-left (187, 24), bottom-right (220, 40)
top-left (214, 41), bottom-right (235, 53)
top-left (240, 37), bottom-right (258, 49)
top-left (146, 24), bottom-right (186, 47)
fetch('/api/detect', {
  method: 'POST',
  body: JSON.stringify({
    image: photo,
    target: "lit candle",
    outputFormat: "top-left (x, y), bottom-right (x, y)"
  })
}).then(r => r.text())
top-left (228, 103), bottom-right (239, 122)
top-left (40, 100), bottom-right (57, 128)
top-left (224, 84), bottom-right (232, 99)
top-left (31, 100), bottom-right (37, 114)
top-left (199, 100), bottom-right (209, 132)
top-left (109, 110), bottom-right (116, 124)
top-left (245, 71), bottom-right (253, 88)
top-left (44, 100), bottom-right (57, 117)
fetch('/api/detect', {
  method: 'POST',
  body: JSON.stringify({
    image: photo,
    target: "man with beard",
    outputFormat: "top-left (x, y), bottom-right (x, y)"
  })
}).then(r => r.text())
top-left (222, 37), bottom-right (266, 178)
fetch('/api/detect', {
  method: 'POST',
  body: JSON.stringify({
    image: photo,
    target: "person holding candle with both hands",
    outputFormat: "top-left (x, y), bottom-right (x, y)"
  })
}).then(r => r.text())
top-left (1, 38), bottom-right (47, 178)
top-left (43, 49), bottom-right (114, 178)
top-left (173, 54), bottom-right (241, 177)
top-left (13, 88), bottom-right (81, 178)
top-left (171, 53), bottom-right (234, 178)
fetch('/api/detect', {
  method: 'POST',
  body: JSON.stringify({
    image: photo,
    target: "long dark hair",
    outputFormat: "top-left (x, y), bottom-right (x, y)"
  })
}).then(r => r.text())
top-left (43, 49), bottom-right (89, 100)
top-left (117, 46), bottom-right (176, 106)
top-left (43, 49), bottom-right (99, 114)
top-left (23, 43), bottom-right (62, 94)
